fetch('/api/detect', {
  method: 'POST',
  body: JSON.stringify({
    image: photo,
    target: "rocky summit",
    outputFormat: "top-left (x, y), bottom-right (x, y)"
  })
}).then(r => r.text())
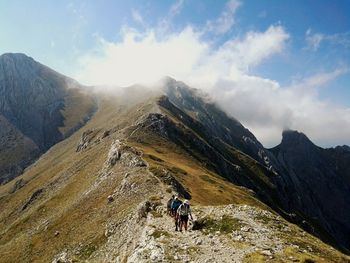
top-left (0, 54), bottom-right (350, 262)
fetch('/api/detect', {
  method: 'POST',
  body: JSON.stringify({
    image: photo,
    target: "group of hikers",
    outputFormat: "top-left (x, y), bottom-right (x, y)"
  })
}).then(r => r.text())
top-left (167, 195), bottom-right (193, 232)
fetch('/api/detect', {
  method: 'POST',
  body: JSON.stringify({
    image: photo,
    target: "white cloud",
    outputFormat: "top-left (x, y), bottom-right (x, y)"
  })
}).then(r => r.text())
top-left (76, 25), bottom-right (288, 87)
top-left (158, 0), bottom-right (185, 33)
top-left (76, 26), bottom-right (208, 87)
top-left (74, 1), bottom-right (350, 148)
top-left (306, 29), bottom-right (324, 51)
top-left (169, 0), bottom-right (185, 18)
top-left (205, 0), bottom-right (241, 34)
top-left (211, 68), bottom-right (350, 147)
top-left (131, 9), bottom-right (145, 26)
top-left (306, 29), bottom-right (350, 51)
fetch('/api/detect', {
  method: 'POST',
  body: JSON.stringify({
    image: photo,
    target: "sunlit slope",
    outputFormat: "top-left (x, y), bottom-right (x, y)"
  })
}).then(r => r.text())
top-left (0, 88), bottom-right (349, 262)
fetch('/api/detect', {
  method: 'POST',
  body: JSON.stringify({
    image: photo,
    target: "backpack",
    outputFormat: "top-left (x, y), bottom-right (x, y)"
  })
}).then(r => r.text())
top-left (167, 198), bottom-right (173, 208)
top-left (172, 199), bottom-right (182, 209)
top-left (178, 204), bottom-right (191, 216)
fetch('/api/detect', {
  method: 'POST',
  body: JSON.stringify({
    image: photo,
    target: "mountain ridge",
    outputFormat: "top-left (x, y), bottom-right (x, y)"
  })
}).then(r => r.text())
top-left (0, 53), bottom-right (96, 184)
top-left (0, 54), bottom-right (350, 261)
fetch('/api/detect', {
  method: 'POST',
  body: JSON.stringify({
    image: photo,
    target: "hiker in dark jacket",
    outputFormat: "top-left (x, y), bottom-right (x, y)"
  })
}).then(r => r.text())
top-left (167, 195), bottom-right (175, 216)
top-left (177, 199), bottom-right (193, 231)
top-left (171, 196), bottom-right (182, 231)
top-left (171, 196), bottom-right (182, 217)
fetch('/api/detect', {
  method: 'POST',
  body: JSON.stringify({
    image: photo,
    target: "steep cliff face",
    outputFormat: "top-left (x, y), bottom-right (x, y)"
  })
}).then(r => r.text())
top-left (161, 78), bottom-right (279, 173)
top-left (153, 79), bottom-right (350, 252)
top-left (270, 130), bottom-right (350, 252)
top-left (0, 53), bottom-right (96, 184)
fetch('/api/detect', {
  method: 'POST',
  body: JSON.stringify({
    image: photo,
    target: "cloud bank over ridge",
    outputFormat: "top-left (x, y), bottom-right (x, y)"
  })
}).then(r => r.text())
top-left (75, 0), bottom-right (350, 147)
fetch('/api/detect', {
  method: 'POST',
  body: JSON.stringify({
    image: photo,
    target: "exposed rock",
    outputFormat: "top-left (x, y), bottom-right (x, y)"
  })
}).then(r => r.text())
top-left (76, 129), bottom-right (100, 152)
top-left (270, 130), bottom-right (350, 250)
top-left (150, 167), bottom-right (191, 199)
top-left (121, 152), bottom-right (146, 167)
top-left (101, 130), bottom-right (110, 139)
top-left (105, 140), bottom-right (146, 169)
top-left (52, 252), bottom-right (72, 263)
top-left (107, 195), bottom-right (114, 203)
top-left (22, 188), bottom-right (43, 211)
top-left (9, 178), bottom-right (26, 194)
top-left (138, 201), bottom-right (152, 219)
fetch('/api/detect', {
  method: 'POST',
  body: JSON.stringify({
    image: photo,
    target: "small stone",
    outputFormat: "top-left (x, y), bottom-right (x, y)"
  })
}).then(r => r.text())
top-left (54, 231), bottom-right (60, 237)
top-left (234, 235), bottom-right (243, 241)
top-left (261, 250), bottom-right (272, 256)
top-left (108, 195), bottom-right (114, 202)
top-left (195, 239), bottom-right (202, 245)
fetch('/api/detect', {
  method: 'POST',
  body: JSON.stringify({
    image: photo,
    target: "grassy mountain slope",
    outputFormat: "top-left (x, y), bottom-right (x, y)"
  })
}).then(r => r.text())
top-left (0, 53), bottom-right (96, 184)
top-left (0, 89), bottom-right (349, 262)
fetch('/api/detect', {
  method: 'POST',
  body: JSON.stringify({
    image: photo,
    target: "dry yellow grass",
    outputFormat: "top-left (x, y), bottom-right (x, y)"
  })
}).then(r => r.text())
top-left (0, 92), bottom-right (349, 262)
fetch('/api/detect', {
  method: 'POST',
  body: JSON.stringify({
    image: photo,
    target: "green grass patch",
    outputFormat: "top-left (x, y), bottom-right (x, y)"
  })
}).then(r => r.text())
top-left (78, 243), bottom-right (97, 259)
top-left (149, 166), bottom-right (166, 178)
top-left (193, 215), bottom-right (244, 234)
top-left (151, 210), bottom-right (163, 218)
top-left (149, 195), bottom-right (162, 202)
top-left (151, 230), bottom-right (171, 239)
top-left (200, 174), bottom-right (217, 185)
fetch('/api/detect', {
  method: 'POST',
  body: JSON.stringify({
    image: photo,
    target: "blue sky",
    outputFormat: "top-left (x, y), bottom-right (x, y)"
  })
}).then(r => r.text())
top-left (1, 0), bottom-right (350, 146)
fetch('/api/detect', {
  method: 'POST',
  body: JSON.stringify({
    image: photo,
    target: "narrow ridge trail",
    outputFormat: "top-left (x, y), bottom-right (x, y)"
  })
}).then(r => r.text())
top-left (128, 200), bottom-right (290, 263)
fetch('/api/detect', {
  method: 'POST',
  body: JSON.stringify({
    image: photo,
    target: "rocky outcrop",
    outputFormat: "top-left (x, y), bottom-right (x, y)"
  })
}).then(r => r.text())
top-left (21, 188), bottom-right (44, 211)
top-left (269, 130), bottom-right (350, 252)
top-left (129, 201), bottom-right (348, 263)
top-left (157, 80), bottom-right (350, 252)
top-left (105, 140), bottom-right (146, 169)
top-left (8, 178), bottom-right (26, 194)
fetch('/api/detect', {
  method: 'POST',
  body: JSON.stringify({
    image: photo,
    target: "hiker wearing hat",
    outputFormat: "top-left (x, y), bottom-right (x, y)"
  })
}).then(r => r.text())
top-left (177, 200), bottom-right (193, 231)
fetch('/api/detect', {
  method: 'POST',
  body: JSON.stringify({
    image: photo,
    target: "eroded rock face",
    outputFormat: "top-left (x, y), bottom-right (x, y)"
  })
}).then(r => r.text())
top-left (149, 166), bottom-right (191, 200)
top-left (76, 130), bottom-right (99, 152)
top-left (152, 80), bottom-right (350, 251)
top-left (105, 140), bottom-right (146, 169)
top-left (9, 178), bottom-right (26, 194)
top-left (270, 130), bottom-right (350, 251)
top-left (51, 252), bottom-right (73, 263)
top-left (22, 188), bottom-right (44, 211)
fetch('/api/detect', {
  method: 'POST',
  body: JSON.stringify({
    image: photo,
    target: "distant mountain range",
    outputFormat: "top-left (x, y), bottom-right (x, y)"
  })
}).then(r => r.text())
top-left (0, 53), bottom-right (349, 261)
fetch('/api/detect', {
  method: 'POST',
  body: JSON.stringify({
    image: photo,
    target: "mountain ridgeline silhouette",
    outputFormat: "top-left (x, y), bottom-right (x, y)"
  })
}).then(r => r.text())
top-left (0, 54), bottom-right (349, 261)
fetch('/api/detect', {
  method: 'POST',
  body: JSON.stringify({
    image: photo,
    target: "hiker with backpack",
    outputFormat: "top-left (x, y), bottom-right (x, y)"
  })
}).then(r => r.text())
top-left (171, 196), bottom-right (182, 231)
top-left (167, 195), bottom-right (175, 216)
top-left (177, 199), bottom-right (193, 232)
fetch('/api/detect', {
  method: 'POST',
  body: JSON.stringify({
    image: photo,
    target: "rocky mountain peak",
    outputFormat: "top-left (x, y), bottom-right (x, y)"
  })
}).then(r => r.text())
top-left (280, 130), bottom-right (314, 148)
top-left (0, 53), bottom-right (38, 77)
top-left (0, 52), bottom-right (96, 184)
top-left (334, 145), bottom-right (350, 153)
